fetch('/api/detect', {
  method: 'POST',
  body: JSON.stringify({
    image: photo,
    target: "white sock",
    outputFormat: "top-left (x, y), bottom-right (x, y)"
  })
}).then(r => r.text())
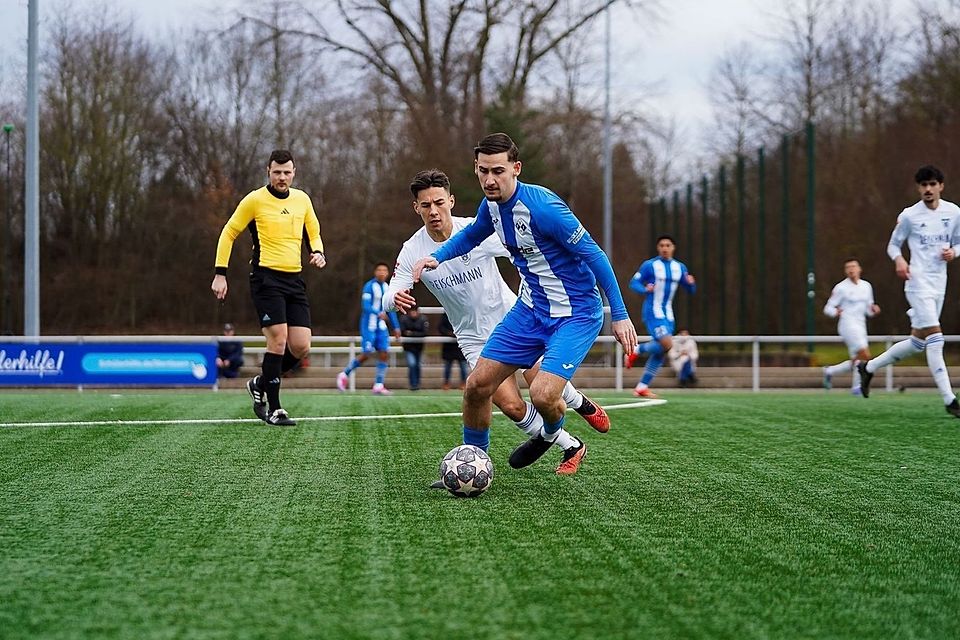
top-left (551, 430), bottom-right (579, 450)
top-left (924, 333), bottom-right (956, 404)
top-left (852, 366), bottom-right (862, 389)
top-left (562, 382), bottom-right (583, 409)
top-left (514, 402), bottom-right (544, 437)
top-left (866, 337), bottom-right (924, 373)
top-left (825, 360), bottom-right (851, 377)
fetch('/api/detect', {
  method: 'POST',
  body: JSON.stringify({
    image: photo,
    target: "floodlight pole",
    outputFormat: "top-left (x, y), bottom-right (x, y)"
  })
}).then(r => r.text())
top-left (24, 0), bottom-right (40, 336)
top-left (2, 124), bottom-right (12, 335)
top-left (601, 6), bottom-right (612, 262)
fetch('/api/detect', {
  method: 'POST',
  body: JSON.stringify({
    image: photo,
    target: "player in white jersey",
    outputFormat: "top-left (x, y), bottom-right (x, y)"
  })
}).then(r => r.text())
top-left (383, 169), bottom-right (610, 477)
top-left (821, 258), bottom-right (880, 394)
top-left (857, 165), bottom-right (960, 418)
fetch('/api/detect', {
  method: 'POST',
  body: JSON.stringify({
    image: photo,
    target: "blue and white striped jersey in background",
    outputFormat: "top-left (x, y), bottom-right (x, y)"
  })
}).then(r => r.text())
top-left (630, 257), bottom-right (695, 322)
top-left (360, 278), bottom-right (398, 334)
top-left (432, 181), bottom-right (628, 320)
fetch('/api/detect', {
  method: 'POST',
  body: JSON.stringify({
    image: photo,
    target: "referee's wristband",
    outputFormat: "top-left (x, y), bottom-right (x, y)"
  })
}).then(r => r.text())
top-left (215, 267), bottom-right (227, 276)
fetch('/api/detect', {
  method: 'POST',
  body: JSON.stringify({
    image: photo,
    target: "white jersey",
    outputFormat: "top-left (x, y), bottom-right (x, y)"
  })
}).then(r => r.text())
top-left (887, 199), bottom-right (960, 295)
top-left (823, 278), bottom-right (876, 333)
top-left (384, 217), bottom-right (517, 350)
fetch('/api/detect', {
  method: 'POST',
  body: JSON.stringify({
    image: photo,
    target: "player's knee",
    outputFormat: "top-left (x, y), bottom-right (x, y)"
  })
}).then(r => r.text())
top-left (289, 343), bottom-right (310, 359)
top-left (494, 396), bottom-right (526, 422)
top-left (463, 375), bottom-right (494, 404)
top-left (529, 386), bottom-right (563, 415)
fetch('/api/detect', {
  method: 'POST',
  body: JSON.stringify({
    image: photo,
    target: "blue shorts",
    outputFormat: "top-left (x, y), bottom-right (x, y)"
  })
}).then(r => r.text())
top-left (643, 315), bottom-right (675, 341)
top-left (361, 329), bottom-right (390, 354)
top-left (481, 303), bottom-right (603, 380)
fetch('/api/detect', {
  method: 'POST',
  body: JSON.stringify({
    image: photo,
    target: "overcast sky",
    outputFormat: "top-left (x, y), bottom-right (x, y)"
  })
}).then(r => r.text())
top-left (0, 0), bottom-right (925, 165)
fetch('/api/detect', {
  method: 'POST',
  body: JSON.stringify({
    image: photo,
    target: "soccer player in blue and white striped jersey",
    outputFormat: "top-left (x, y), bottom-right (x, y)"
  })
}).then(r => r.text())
top-left (625, 235), bottom-right (696, 398)
top-left (412, 133), bottom-right (638, 472)
top-left (336, 263), bottom-right (401, 394)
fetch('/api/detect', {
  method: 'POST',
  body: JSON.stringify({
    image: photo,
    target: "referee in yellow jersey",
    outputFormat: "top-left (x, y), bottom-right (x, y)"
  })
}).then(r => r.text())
top-left (211, 150), bottom-right (326, 426)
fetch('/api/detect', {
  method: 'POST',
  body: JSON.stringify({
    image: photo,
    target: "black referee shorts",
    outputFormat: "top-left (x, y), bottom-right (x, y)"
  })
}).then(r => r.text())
top-left (249, 268), bottom-right (311, 328)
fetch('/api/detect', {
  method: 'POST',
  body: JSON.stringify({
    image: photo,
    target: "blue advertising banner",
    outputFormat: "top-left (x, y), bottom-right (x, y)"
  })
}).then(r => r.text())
top-left (0, 342), bottom-right (218, 386)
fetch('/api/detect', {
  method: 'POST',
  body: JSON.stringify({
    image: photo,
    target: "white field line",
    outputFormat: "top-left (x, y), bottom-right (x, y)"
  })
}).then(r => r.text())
top-left (0, 399), bottom-right (667, 429)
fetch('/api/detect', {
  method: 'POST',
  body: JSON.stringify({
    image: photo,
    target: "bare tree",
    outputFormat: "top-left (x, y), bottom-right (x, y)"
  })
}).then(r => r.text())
top-left (41, 10), bottom-right (173, 266)
top-left (707, 43), bottom-right (767, 157)
top-left (238, 0), bottom-right (653, 157)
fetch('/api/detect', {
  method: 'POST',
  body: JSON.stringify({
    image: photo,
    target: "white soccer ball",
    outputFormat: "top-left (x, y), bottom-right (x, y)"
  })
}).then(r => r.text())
top-left (438, 444), bottom-right (494, 497)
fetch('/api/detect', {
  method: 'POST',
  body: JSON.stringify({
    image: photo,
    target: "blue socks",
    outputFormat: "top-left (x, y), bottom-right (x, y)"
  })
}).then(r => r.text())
top-left (375, 360), bottom-right (388, 385)
top-left (463, 426), bottom-right (490, 451)
top-left (641, 352), bottom-right (664, 386)
top-left (640, 341), bottom-right (664, 356)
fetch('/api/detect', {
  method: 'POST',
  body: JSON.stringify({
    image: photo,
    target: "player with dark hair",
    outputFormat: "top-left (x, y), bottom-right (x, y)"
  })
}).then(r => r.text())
top-left (212, 149), bottom-right (326, 426)
top-left (858, 165), bottom-right (960, 417)
top-left (336, 262), bottom-right (401, 394)
top-left (625, 235), bottom-right (696, 398)
top-left (386, 168), bottom-right (610, 477)
top-left (411, 134), bottom-right (637, 472)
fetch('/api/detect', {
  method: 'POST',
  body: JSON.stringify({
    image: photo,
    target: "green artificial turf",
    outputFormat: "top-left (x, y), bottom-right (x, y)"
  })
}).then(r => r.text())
top-left (0, 390), bottom-right (958, 639)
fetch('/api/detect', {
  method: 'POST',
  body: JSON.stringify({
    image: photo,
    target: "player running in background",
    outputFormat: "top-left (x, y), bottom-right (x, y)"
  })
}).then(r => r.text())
top-left (211, 149), bottom-right (326, 426)
top-left (822, 258), bottom-right (880, 395)
top-left (412, 133), bottom-right (637, 471)
top-left (625, 235), bottom-right (696, 398)
top-left (858, 165), bottom-right (960, 417)
top-left (385, 169), bottom-right (610, 476)
top-left (337, 263), bottom-right (401, 395)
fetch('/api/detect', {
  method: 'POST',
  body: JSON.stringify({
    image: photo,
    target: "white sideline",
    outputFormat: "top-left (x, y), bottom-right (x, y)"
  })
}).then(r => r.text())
top-left (0, 399), bottom-right (666, 429)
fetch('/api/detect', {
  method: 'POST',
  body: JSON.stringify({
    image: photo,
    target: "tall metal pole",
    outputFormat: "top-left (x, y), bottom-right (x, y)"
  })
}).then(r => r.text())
top-left (757, 146), bottom-right (766, 336)
top-left (781, 135), bottom-right (790, 338)
top-left (2, 124), bottom-right (12, 335)
top-left (805, 121), bottom-right (816, 352)
top-left (601, 6), bottom-right (613, 346)
top-left (25, 0), bottom-right (40, 336)
top-left (685, 182), bottom-right (693, 328)
top-left (718, 164), bottom-right (727, 339)
top-left (700, 176), bottom-right (709, 335)
top-left (736, 155), bottom-right (746, 336)
top-left (601, 6), bottom-right (612, 262)
top-left (672, 190), bottom-right (680, 242)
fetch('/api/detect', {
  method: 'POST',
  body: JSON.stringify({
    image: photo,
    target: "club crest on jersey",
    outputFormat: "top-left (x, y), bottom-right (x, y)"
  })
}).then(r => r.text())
top-left (943, 219), bottom-right (951, 228)
top-left (460, 252), bottom-right (471, 264)
top-left (515, 219), bottom-right (528, 234)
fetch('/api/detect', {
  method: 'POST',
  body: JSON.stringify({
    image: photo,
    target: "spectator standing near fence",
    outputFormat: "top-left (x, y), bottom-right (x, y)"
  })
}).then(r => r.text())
top-left (211, 149), bottom-right (325, 427)
top-left (438, 313), bottom-right (468, 391)
top-left (399, 305), bottom-right (428, 391)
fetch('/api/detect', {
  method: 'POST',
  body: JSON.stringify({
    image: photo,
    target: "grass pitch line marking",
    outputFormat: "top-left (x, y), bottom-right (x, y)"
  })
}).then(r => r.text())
top-left (0, 398), bottom-right (665, 429)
